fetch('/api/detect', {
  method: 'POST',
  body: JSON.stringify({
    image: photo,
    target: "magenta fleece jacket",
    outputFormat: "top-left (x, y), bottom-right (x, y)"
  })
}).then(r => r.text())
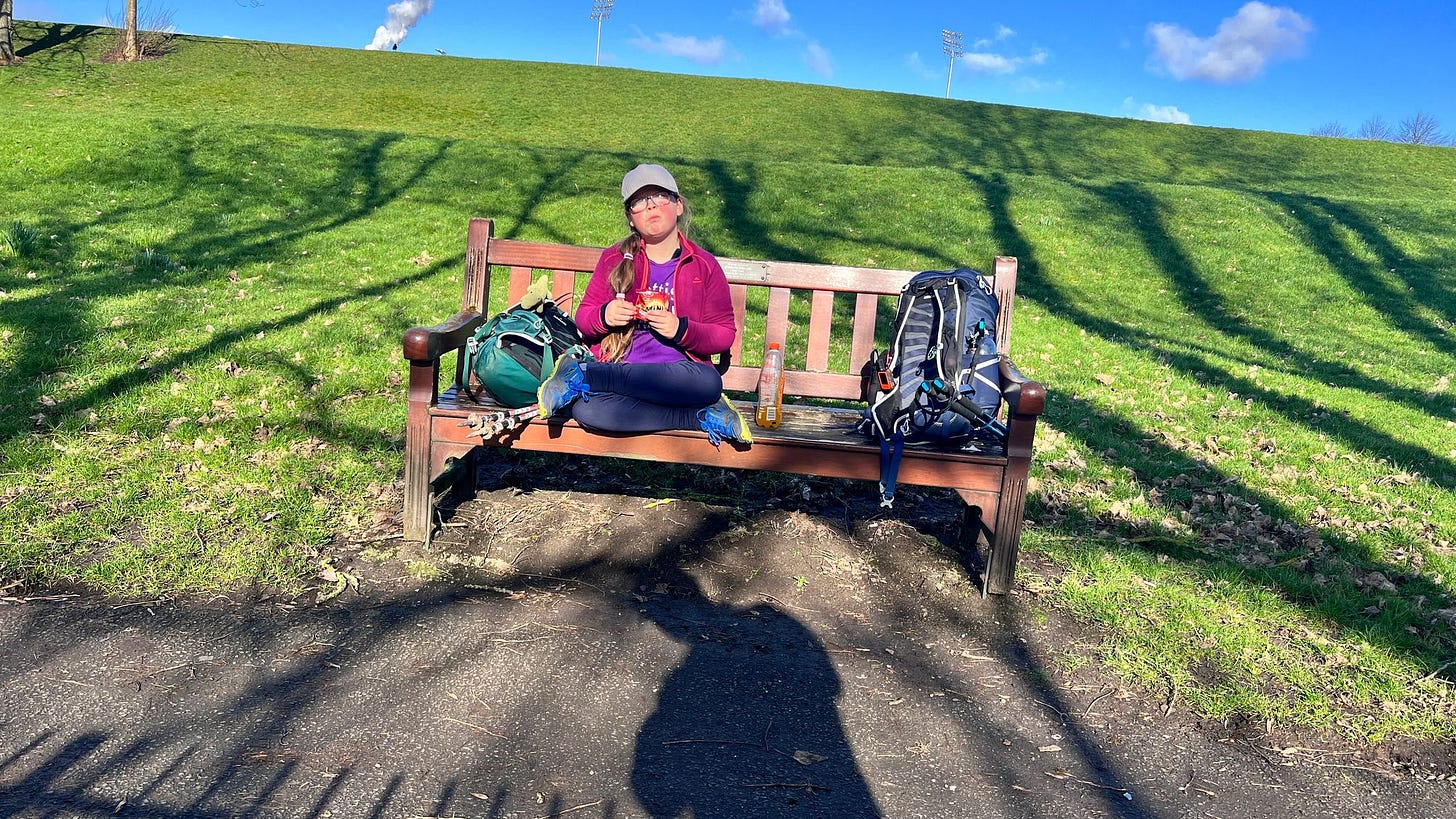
top-left (575, 233), bottom-right (738, 363)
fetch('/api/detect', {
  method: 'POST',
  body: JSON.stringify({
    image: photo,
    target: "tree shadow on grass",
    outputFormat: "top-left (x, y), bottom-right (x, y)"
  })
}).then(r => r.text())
top-left (1262, 190), bottom-right (1456, 357)
top-left (964, 170), bottom-right (1456, 682)
top-left (13, 22), bottom-right (98, 60)
top-left (0, 121), bottom-right (457, 444)
top-left (1076, 180), bottom-right (1456, 433)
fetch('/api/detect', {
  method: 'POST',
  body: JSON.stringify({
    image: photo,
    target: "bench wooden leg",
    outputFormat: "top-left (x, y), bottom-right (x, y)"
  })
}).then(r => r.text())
top-left (982, 414), bottom-right (1037, 594)
top-left (955, 489), bottom-right (997, 596)
top-left (403, 426), bottom-right (434, 542)
top-left (404, 361), bottom-right (439, 542)
top-left (982, 476), bottom-right (1027, 596)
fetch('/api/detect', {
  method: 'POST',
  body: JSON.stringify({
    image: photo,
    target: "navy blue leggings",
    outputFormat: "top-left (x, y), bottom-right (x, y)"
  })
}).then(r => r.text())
top-left (570, 360), bottom-right (721, 433)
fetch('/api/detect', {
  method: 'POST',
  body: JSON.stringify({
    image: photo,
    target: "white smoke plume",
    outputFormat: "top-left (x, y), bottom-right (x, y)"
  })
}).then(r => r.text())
top-left (365, 0), bottom-right (434, 51)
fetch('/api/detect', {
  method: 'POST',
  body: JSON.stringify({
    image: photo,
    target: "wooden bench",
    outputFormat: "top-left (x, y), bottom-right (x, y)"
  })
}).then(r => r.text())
top-left (402, 218), bottom-right (1046, 594)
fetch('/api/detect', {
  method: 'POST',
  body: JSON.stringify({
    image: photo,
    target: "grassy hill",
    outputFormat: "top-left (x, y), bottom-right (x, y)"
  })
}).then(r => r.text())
top-left (3, 22), bottom-right (1455, 742)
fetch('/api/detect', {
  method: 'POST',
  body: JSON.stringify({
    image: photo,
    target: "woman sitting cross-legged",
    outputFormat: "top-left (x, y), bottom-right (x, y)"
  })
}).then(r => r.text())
top-left (536, 163), bottom-right (752, 447)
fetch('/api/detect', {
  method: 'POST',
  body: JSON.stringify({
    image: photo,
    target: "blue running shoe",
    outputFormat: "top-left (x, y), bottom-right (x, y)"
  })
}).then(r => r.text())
top-left (697, 394), bottom-right (753, 446)
top-left (537, 352), bottom-right (589, 418)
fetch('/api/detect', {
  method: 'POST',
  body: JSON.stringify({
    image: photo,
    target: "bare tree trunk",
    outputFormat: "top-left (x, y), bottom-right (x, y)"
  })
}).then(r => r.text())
top-left (1, 0), bottom-right (18, 66)
top-left (122, 0), bottom-right (139, 61)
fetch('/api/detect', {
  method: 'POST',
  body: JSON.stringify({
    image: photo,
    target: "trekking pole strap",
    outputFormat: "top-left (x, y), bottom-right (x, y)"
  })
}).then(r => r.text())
top-left (878, 434), bottom-right (905, 508)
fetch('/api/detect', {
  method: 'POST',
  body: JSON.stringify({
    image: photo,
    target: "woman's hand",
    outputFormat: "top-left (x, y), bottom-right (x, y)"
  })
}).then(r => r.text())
top-left (604, 296), bottom-right (637, 329)
top-left (641, 309), bottom-right (681, 339)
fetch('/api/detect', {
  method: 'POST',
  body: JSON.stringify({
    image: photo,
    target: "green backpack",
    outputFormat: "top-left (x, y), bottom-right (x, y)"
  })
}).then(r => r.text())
top-left (463, 296), bottom-right (590, 408)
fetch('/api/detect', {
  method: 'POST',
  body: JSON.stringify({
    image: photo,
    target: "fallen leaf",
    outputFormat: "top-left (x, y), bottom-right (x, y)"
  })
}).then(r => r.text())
top-left (793, 750), bottom-right (827, 766)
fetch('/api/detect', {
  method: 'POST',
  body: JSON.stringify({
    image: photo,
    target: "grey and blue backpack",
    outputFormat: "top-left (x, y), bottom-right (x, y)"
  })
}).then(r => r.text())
top-left (862, 268), bottom-right (1007, 507)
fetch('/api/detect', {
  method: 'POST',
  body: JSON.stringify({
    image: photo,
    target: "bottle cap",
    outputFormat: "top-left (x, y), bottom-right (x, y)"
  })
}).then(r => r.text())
top-left (769, 342), bottom-right (781, 349)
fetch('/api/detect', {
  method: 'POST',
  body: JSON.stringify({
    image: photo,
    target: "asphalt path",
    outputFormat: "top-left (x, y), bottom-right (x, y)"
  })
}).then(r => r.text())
top-left (3, 484), bottom-right (1453, 818)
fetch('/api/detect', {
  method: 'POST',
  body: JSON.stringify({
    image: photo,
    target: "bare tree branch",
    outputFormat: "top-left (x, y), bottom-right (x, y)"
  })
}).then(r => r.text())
top-left (1356, 116), bottom-right (1393, 141)
top-left (1396, 111), bottom-right (1446, 146)
top-left (1309, 122), bottom-right (1347, 139)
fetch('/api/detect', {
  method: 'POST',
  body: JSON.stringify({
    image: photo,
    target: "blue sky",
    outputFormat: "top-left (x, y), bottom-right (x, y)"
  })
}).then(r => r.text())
top-left (15, 1), bottom-right (1456, 139)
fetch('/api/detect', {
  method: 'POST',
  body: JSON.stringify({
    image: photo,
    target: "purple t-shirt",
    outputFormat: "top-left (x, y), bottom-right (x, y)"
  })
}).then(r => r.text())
top-left (624, 257), bottom-right (687, 363)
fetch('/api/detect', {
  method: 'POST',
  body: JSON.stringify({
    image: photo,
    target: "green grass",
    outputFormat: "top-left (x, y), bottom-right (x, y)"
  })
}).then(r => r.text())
top-left (2, 21), bottom-right (1455, 741)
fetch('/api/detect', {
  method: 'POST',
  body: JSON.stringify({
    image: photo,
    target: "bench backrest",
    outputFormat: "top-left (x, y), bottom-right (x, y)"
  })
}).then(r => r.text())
top-left (462, 218), bottom-right (1019, 402)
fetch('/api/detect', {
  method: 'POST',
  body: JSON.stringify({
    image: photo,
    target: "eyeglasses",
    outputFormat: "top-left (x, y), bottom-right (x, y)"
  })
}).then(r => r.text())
top-left (628, 192), bottom-right (678, 213)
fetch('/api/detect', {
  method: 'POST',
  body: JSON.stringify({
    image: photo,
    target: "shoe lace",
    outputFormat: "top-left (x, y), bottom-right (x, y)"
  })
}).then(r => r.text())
top-left (698, 406), bottom-right (730, 447)
top-left (564, 362), bottom-right (588, 401)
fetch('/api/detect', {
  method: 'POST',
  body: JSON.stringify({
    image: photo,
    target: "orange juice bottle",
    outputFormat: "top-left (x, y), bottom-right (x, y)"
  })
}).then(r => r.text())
top-left (755, 342), bottom-right (785, 429)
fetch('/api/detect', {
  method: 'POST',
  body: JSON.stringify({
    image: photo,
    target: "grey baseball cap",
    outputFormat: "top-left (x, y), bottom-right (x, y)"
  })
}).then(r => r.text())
top-left (621, 164), bottom-right (679, 203)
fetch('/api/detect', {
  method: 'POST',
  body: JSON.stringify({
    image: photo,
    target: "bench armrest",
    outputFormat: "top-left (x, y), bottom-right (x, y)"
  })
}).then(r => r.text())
top-left (403, 309), bottom-right (486, 363)
top-left (1000, 356), bottom-right (1046, 417)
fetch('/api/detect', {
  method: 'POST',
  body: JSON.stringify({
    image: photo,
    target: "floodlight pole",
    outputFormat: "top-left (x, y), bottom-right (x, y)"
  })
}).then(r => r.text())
top-left (591, 0), bottom-right (615, 66)
top-left (942, 29), bottom-right (963, 98)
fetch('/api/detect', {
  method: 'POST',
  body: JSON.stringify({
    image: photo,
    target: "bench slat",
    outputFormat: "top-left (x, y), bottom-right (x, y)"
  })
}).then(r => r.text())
top-left (729, 283), bottom-right (748, 368)
top-left (426, 409), bottom-right (1007, 493)
top-left (723, 367), bottom-right (862, 402)
top-left (784, 370), bottom-right (862, 401)
top-left (463, 218), bottom-right (492, 313)
top-left (851, 292), bottom-right (880, 373)
top-left (764, 286), bottom-right (792, 356)
top-left (487, 239), bottom-right (600, 273)
top-left (993, 256), bottom-right (1017, 355)
top-left (722, 258), bottom-right (911, 294)
top-left (551, 271), bottom-right (578, 313)
top-left (507, 266), bottom-right (531, 305)
top-left (807, 290), bottom-right (834, 371)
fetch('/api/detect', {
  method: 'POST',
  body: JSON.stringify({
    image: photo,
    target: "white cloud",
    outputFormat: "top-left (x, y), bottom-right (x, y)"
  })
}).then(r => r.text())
top-left (961, 47), bottom-right (1047, 75)
top-left (963, 53), bottom-right (1014, 74)
top-left (1014, 77), bottom-right (1064, 93)
top-left (804, 41), bottom-right (832, 78)
top-left (1123, 97), bottom-right (1193, 125)
top-left (754, 0), bottom-right (795, 36)
top-left (1148, 2), bottom-right (1312, 83)
top-left (974, 24), bottom-right (1016, 50)
top-left (905, 51), bottom-right (940, 82)
top-left (630, 32), bottom-right (730, 66)
top-left (1140, 103), bottom-right (1192, 124)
